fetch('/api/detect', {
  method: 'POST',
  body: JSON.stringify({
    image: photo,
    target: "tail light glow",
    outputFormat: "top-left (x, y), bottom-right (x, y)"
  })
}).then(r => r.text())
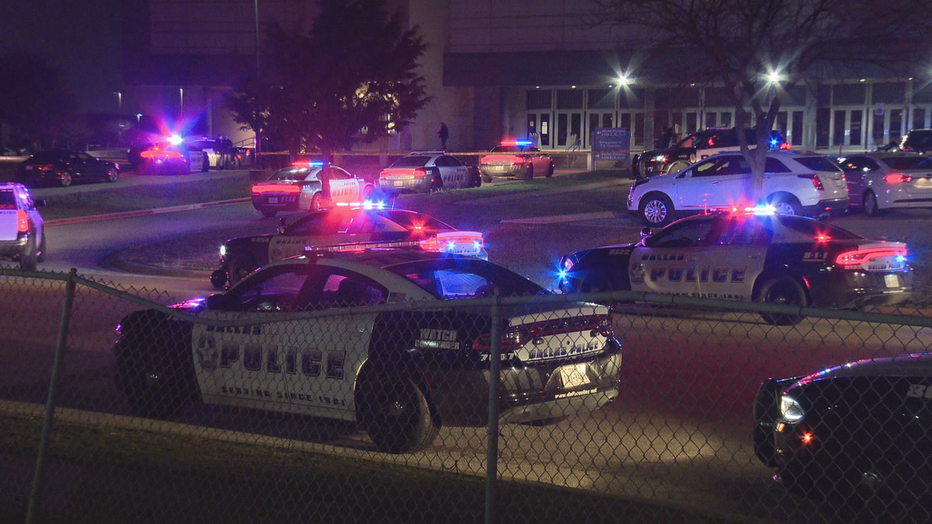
top-left (252, 184), bottom-right (301, 194)
top-left (798, 174), bottom-right (824, 190)
top-left (884, 173), bottom-right (912, 184)
top-left (16, 210), bottom-right (29, 233)
top-left (835, 244), bottom-right (907, 269)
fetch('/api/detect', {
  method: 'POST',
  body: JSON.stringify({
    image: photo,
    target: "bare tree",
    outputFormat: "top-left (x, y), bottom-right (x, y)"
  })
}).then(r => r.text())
top-left (588, 0), bottom-right (932, 203)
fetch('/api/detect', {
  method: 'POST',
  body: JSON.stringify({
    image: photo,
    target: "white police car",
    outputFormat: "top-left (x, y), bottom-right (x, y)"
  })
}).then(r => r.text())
top-left (627, 151), bottom-right (849, 226)
top-left (0, 182), bottom-right (46, 270)
top-left (115, 250), bottom-right (622, 453)
top-left (379, 152), bottom-right (480, 194)
top-left (559, 209), bottom-right (912, 325)
top-left (251, 161), bottom-right (376, 217)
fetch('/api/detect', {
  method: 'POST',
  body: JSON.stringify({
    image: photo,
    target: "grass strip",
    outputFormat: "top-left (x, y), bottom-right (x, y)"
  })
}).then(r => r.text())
top-left (1, 412), bottom-right (736, 524)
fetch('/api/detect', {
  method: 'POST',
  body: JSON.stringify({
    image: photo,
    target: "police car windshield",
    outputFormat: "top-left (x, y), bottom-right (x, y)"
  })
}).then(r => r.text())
top-left (390, 156), bottom-right (432, 168)
top-left (388, 259), bottom-right (544, 299)
top-left (270, 168), bottom-right (315, 181)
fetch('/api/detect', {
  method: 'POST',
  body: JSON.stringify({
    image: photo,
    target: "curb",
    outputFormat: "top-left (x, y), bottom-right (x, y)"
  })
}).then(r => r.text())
top-left (46, 198), bottom-right (252, 226)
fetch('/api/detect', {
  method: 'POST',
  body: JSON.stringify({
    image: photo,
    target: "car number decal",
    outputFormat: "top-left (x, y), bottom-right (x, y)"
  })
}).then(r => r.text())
top-left (907, 384), bottom-right (932, 399)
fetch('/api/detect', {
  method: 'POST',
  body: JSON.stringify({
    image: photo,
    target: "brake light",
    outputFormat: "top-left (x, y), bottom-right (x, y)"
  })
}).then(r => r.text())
top-left (37, 164), bottom-right (55, 172)
top-left (884, 173), bottom-right (913, 184)
top-left (141, 149), bottom-right (184, 160)
top-left (414, 168), bottom-right (429, 178)
top-left (16, 210), bottom-right (29, 233)
top-left (780, 142), bottom-right (792, 151)
top-left (513, 156), bottom-right (525, 165)
top-left (798, 174), bottom-right (824, 190)
top-left (835, 245), bottom-right (907, 269)
top-left (252, 184), bottom-right (301, 194)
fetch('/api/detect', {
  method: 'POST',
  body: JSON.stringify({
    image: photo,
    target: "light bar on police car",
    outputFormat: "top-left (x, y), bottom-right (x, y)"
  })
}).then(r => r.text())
top-left (419, 231), bottom-right (484, 257)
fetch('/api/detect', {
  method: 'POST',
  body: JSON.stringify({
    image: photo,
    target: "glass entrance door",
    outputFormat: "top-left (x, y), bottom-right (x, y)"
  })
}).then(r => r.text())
top-left (527, 112), bottom-right (551, 148)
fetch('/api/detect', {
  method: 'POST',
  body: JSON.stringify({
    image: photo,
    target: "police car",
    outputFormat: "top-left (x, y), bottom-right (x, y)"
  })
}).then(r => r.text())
top-left (114, 250), bottom-right (622, 453)
top-left (479, 140), bottom-right (554, 182)
top-left (627, 151), bottom-right (849, 226)
top-left (559, 209), bottom-right (912, 325)
top-left (210, 204), bottom-right (488, 288)
top-left (378, 152), bottom-right (481, 194)
top-left (251, 161), bottom-right (376, 217)
top-left (753, 353), bottom-right (932, 511)
top-left (0, 182), bottom-right (46, 270)
top-left (138, 140), bottom-right (209, 175)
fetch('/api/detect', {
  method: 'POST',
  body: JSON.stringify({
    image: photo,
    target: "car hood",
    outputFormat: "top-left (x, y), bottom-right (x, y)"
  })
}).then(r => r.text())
top-left (794, 353), bottom-right (932, 386)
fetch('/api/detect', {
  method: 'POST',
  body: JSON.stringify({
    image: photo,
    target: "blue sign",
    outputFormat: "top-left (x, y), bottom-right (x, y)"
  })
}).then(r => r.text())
top-left (592, 128), bottom-right (631, 162)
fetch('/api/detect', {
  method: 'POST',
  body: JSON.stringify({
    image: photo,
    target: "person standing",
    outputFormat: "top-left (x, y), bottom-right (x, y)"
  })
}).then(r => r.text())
top-left (438, 122), bottom-right (449, 150)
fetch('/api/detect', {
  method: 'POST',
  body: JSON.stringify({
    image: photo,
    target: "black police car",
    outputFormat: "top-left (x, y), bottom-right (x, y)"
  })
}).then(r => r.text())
top-left (631, 127), bottom-right (787, 178)
top-left (753, 353), bottom-right (932, 512)
top-left (211, 205), bottom-right (487, 288)
top-left (115, 250), bottom-right (622, 453)
top-left (558, 210), bottom-right (912, 325)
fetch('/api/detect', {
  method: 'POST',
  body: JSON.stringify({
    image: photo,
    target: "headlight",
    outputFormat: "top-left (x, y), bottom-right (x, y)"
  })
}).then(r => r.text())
top-left (780, 395), bottom-right (805, 423)
top-left (219, 245), bottom-right (227, 258)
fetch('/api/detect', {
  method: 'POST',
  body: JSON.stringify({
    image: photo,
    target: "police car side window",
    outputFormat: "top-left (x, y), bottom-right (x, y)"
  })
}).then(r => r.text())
top-left (229, 267), bottom-right (310, 312)
top-left (330, 167), bottom-right (351, 180)
top-left (306, 272), bottom-right (387, 309)
top-left (650, 219), bottom-right (715, 248)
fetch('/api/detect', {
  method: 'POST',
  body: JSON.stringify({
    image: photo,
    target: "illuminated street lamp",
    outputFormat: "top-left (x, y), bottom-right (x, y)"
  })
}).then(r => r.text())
top-left (113, 91), bottom-right (122, 114)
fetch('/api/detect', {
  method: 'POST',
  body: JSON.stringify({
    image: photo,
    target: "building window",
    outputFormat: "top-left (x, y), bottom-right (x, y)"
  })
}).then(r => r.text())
top-left (588, 89), bottom-right (615, 109)
top-left (556, 89), bottom-right (584, 109)
top-left (527, 90), bottom-right (552, 110)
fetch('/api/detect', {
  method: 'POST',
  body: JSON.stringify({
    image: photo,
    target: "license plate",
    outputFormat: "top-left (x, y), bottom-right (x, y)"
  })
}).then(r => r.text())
top-left (885, 274), bottom-right (899, 288)
top-left (394, 181), bottom-right (404, 187)
top-left (268, 197), bottom-right (278, 204)
top-left (559, 363), bottom-right (590, 389)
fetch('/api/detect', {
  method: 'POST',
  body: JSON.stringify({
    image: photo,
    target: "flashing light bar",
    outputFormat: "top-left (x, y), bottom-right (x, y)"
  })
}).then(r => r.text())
top-left (729, 204), bottom-right (776, 216)
top-left (501, 139), bottom-right (533, 146)
top-left (334, 200), bottom-right (387, 209)
top-left (292, 159), bottom-right (325, 168)
top-left (303, 231), bottom-right (485, 257)
top-left (167, 134), bottom-right (183, 145)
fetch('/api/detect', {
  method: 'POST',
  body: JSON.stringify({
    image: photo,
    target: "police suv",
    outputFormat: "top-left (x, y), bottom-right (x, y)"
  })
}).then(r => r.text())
top-left (754, 353), bottom-right (932, 513)
top-left (114, 250), bottom-right (622, 453)
top-left (0, 183), bottom-right (46, 270)
top-left (559, 210), bottom-right (912, 325)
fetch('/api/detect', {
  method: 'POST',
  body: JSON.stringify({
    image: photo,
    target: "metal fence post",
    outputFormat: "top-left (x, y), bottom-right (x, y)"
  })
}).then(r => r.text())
top-left (485, 290), bottom-right (502, 524)
top-left (25, 268), bottom-right (78, 524)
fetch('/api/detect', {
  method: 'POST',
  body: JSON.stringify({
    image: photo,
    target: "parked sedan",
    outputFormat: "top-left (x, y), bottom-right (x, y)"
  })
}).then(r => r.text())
top-left (753, 353), bottom-right (932, 513)
top-left (559, 209), bottom-right (912, 325)
top-left (379, 152), bottom-right (480, 194)
top-left (479, 140), bottom-right (554, 182)
top-left (837, 152), bottom-right (932, 215)
top-left (211, 205), bottom-right (488, 288)
top-left (116, 250), bottom-right (622, 453)
top-left (17, 149), bottom-right (120, 187)
top-left (251, 162), bottom-right (376, 217)
top-left (138, 142), bottom-right (209, 175)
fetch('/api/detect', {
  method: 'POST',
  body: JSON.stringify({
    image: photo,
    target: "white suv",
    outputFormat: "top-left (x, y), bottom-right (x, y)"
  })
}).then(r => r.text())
top-left (0, 182), bottom-right (47, 270)
top-left (627, 151), bottom-right (849, 226)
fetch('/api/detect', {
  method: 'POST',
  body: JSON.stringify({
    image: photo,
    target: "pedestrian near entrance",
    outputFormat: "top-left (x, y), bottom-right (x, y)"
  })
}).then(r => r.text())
top-left (438, 122), bottom-right (449, 150)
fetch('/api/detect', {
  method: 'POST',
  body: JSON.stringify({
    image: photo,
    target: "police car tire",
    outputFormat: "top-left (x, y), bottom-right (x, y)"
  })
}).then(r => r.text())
top-left (59, 172), bottom-right (73, 187)
top-left (228, 254), bottom-right (258, 285)
top-left (639, 193), bottom-right (674, 227)
top-left (481, 173), bottom-right (492, 183)
top-left (119, 350), bottom-right (189, 418)
top-left (524, 164), bottom-right (534, 181)
top-left (106, 168), bottom-right (119, 183)
top-left (310, 193), bottom-right (323, 211)
top-left (429, 177), bottom-right (443, 193)
top-left (20, 235), bottom-right (37, 271)
top-left (768, 195), bottom-right (801, 216)
top-left (546, 163), bottom-right (554, 178)
top-left (36, 232), bottom-right (46, 263)
top-left (756, 276), bottom-right (807, 326)
top-left (358, 374), bottom-right (439, 454)
top-left (863, 190), bottom-right (885, 216)
top-left (664, 160), bottom-right (690, 175)
top-left (201, 157), bottom-right (209, 172)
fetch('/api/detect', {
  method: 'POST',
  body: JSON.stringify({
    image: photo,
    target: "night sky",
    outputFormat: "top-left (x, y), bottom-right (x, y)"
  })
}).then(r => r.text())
top-left (1, 0), bottom-right (123, 114)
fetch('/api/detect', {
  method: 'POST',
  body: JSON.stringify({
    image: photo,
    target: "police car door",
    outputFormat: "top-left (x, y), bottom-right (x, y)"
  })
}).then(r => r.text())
top-left (687, 216), bottom-right (769, 301)
top-left (438, 155), bottom-right (468, 188)
top-left (629, 217), bottom-right (718, 297)
top-left (326, 166), bottom-right (359, 204)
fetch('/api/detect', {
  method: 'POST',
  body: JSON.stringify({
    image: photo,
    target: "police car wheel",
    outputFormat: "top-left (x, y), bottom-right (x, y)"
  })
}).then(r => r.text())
top-left (59, 172), bottom-right (73, 187)
top-left (36, 232), bottom-right (46, 263)
top-left (119, 354), bottom-right (186, 418)
top-left (664, 160), bottom-right (690, 175)
top-left (757, 276), bottom-right (807, 326)
top-left (228, 255), bottom-right (258, 285)
top-left (358, 374), bottom-right (439, 454)
top-left (768, 196), bottom-right (801, 216)
top-left (639, 193), bottom-right (674, 227)
top-left (310, 193), bottom-right (323, 211)
top-left (481, 173), bottom-right (492, 183)
top-left (546, 163), bottom-right (554, 178)
top-left (19, 235), bottom-right (37, 271)
top-left (524, 164), bottom-right (534, 181)
top-left (863, 190), bottom-right (885, 216)
top-left (106, 168), bottom-right (119, 183)
top-left (201, 157), bottom-right (209, 172)
top-left (429, 177), bottom-right (443, 193)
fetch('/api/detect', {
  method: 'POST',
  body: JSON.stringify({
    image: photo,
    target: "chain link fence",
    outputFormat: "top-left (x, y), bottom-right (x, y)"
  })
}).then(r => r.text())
top-left (2, 266), bottom-right (930, 524)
